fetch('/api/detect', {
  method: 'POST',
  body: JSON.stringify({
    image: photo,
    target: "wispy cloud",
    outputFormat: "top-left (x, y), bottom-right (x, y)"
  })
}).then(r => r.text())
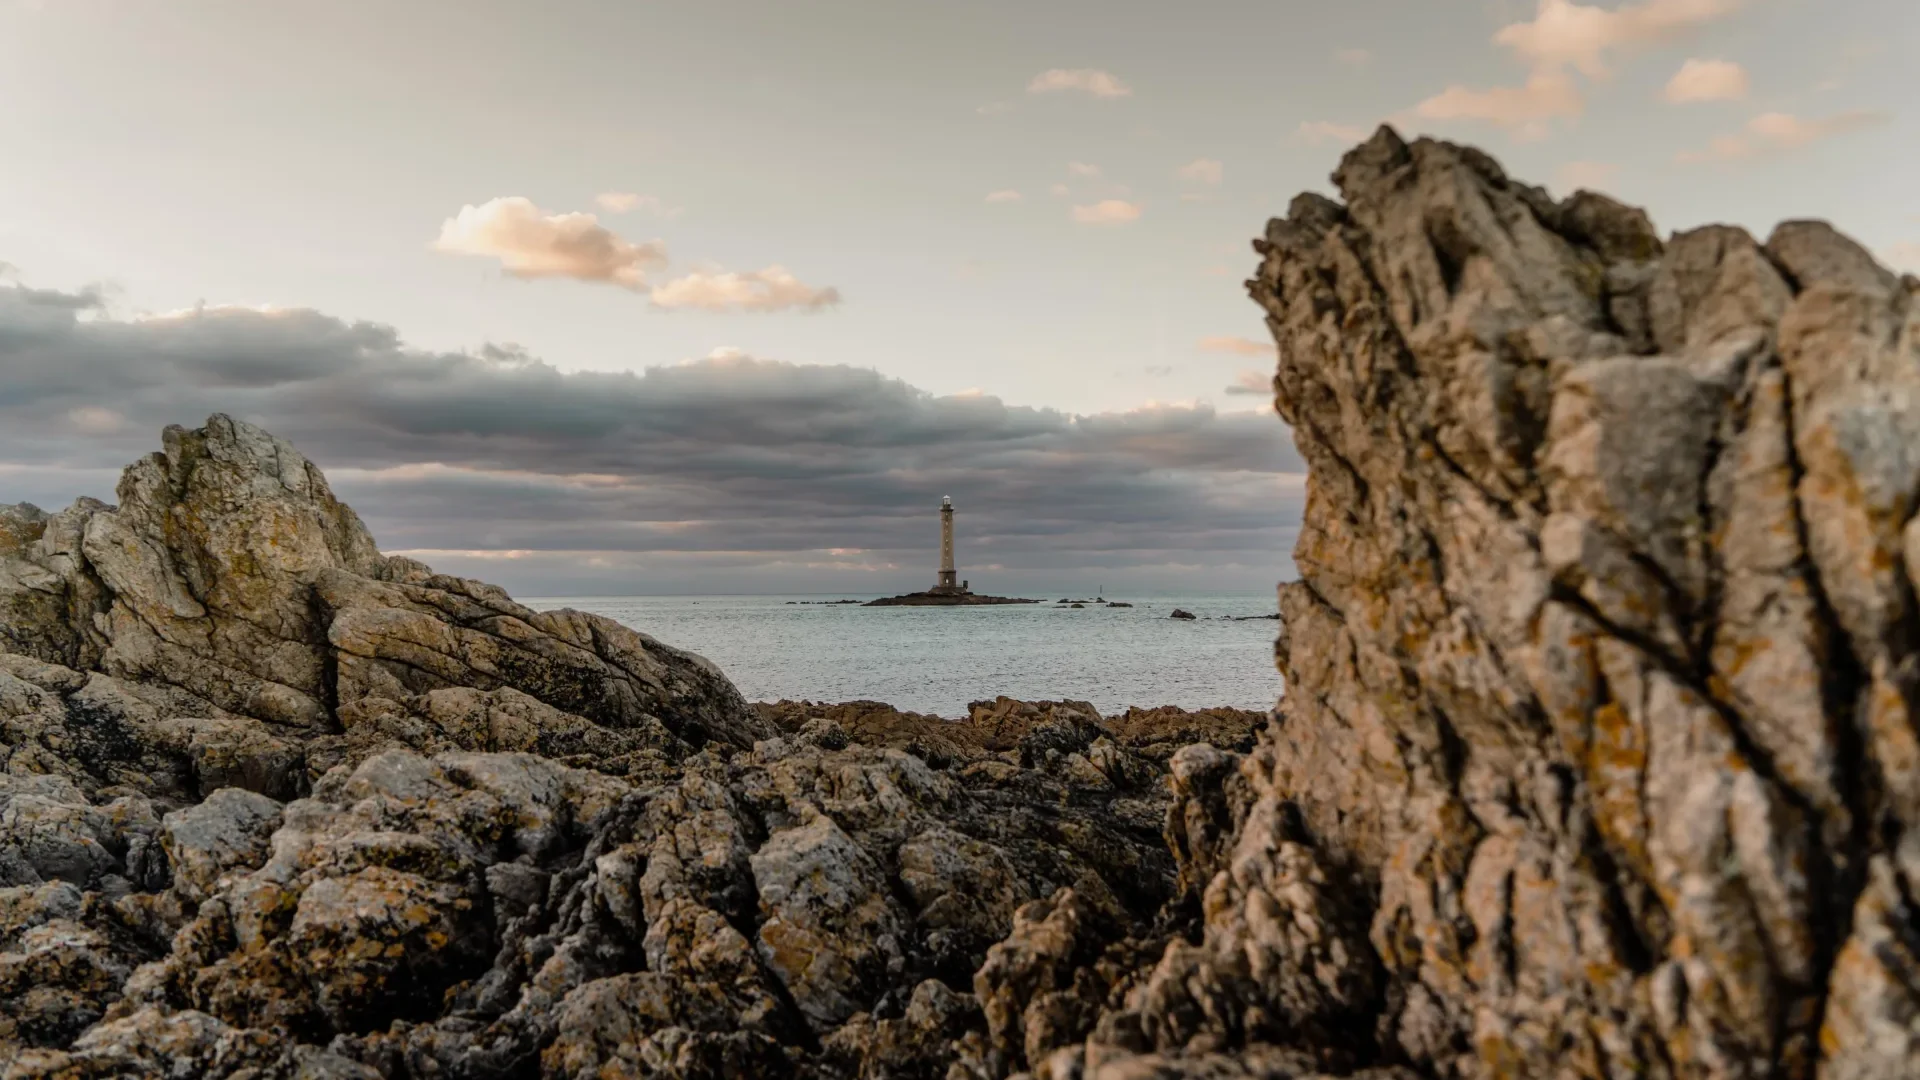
top-left (432, 197), bottom-right (668, 289)
top-left (594, 192), bottom-right (683, 217)
top-left (1663, 58), bottom-right (1749, 102)
top-left (1678, 110), bottom-right (1889, 162)
top-left (1413, 0), bottom-right (1748, 138)
top-left (1413, 72), bottom-right (1583, 140)
top-left (1070, 200), bottom-right (1143, 226)
top-left (1497, 0), bottom-right (1747, 78)
top-left (1067, 161), bottom-right (1104, 178)
top-left (1224, 370), bottom-right (1272, 396)
top-left (1198, 336), bottom-right (1276, 358)
top-left (1027, 68), bottom-right (1132, 99)
top-left (985, 190), bottom-right (1023, 203)
top-left (1297, 120), bottom-right (1371, 146)
top-left (1554, 160), bottom-right (1621, 192)
top-left (1177, 158), bottom-right (1224, 186)
top-left (1335, 48), bottom-right (1373, 67)
top-left (648, 266), bottom-right (841, 313)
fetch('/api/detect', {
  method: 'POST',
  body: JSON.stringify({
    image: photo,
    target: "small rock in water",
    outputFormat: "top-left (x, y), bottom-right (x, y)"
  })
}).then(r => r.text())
top-left (1168, 609), bottom-right (1197, 620)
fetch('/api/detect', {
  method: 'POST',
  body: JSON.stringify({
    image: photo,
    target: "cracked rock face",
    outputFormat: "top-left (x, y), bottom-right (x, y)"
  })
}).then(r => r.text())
top-left (1224, 128), bottom-right (1914, 1078)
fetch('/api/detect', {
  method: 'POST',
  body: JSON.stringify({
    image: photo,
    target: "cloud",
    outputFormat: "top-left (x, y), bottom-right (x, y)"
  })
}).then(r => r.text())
top-left (1027, 68), bottom-right (1132, 99)
top-left (647, 266), bottom-right (841, 313)
top-left (67, 406), bottom-right (124, 434)
top-left (1554, 160), bottom-right (1621, 192)
top-left (1198, 336), bottom-right (1276, 358)
top-left (985, 190), bottom-right (1023, 204)
top-left (1678, 110), bottom-right (1889, 162)
top-left (1070, 200), bottom-right (1142, 226)
top-left (1412, 72), bottom-right (1583, 139)
top-left (1049, 183), bottom-right (1070, 197)
top-left (1413, 0), bottom-right (1747, 139)
top-left (594, 192), bottom-right (683, 217)
top-left (1224, 370), bottom-right (1272, 397)
top-left (1297, 121), bottom-right (1371, 145)
top-left (1664, 58), bottom-right (1748, 102)
top-left (432, 197), bottom-right (668, 289)
top-left (0, 278), bottom-right (1302, 594)
top-left (1335, 48), bottom-right (1372, 66)
top-left (1177, 158), bottom-right (1224, 186)
top-left (1496, 0), bottom-right (1747, 79)
top-left (1067, 161), bottom-right (1103, 178)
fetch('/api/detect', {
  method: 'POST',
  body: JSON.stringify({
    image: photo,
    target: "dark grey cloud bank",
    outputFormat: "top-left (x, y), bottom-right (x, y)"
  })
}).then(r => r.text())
top-left (0, 281), bottom-right (1301, 594)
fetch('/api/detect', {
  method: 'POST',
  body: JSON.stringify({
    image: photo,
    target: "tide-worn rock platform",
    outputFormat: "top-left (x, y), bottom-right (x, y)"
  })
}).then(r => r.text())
top-left (7, 124), bottom-right (1920, 1079)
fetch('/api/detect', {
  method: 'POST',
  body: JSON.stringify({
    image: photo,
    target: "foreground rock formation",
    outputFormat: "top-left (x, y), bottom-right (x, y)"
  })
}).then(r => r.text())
top-left (0, 415), bottom-right (1262, 1077)
top-left (7, 125), bottom-right (1920, 1079)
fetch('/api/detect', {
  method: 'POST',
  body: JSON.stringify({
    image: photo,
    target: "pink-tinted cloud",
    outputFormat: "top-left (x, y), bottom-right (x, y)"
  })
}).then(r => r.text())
top-left (1223, 369), bottom-right (1272, 396)
top-left (1177, 158), bottom-right (1224, 186)
top-left (1070, 200), bottom-right (1142, 226)
top-left (1413, 0), bottom-right (1747, 139)
top-left (1679, 110), bottom-right (1889, 162)
top-left (1198, 336), bottom-right (1276, 358)
top-left (1555, 160), bottom-right (1621, 192)
top-left (1027, 68), bottom-right (1132, 98)
top-left (1497, 0), bottom-right (1747, 79)
top-left (1413, 72), bottom-right (1584, 140)
top-left (649, 266), bottom-right (841, 313)
top-left (1297, 120), bottom-right (1372, 145)
top-left (595, 192), bottom-right (683, 217)
top-left (1664, 58), bottom-right (1749, 102)
top-left (433, 197), bottom-right (667, 289)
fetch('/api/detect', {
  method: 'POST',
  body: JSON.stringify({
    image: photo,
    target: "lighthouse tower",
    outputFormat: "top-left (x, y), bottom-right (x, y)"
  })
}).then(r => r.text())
top-left (935, 496), bottom-right (962, 593)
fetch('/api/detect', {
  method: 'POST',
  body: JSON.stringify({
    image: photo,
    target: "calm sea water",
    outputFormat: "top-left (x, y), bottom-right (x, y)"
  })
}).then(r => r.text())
top-left (521, 592), bottom-right (1284, 717)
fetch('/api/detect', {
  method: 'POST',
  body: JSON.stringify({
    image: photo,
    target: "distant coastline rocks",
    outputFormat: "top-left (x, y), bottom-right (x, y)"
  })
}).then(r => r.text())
top-left (1168, 608), bottom-right (1197, 620)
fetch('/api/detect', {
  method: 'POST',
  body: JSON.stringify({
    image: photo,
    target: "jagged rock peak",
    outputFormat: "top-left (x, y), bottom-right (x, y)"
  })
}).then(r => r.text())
top-left (1230, 124), bottom-right (1920, 1078)
top-left (0, 413), bottom-right (770, 803)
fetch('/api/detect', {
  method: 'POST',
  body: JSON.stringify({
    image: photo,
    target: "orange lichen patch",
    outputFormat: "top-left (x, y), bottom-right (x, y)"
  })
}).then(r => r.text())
top-left (1585, 700), bottom-right (1653, 882)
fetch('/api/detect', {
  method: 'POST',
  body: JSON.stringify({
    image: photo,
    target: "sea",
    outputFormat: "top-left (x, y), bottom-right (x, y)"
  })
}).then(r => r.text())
top-left (520, 592), bottom-right (1284, 717)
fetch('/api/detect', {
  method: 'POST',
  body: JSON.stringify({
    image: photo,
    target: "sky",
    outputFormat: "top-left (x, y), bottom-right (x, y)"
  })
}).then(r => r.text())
top-left (1, 0), bottom-right (1914, 595)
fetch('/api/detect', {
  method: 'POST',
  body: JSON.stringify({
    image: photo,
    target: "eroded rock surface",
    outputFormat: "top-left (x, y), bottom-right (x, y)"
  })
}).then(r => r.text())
top-left (0, 417), bottom-right (1239, 1075)
top-left (997, 128), bottom-right (1920, 1079)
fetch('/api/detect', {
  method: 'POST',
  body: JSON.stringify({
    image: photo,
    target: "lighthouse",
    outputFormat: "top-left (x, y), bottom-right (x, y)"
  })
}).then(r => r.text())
top-left (936, 496), bottom-right (962, 593)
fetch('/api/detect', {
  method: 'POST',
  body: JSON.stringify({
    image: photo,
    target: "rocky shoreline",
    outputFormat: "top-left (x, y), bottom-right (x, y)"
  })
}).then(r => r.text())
top-left (6, 125), bottom-right (1920, 1078)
